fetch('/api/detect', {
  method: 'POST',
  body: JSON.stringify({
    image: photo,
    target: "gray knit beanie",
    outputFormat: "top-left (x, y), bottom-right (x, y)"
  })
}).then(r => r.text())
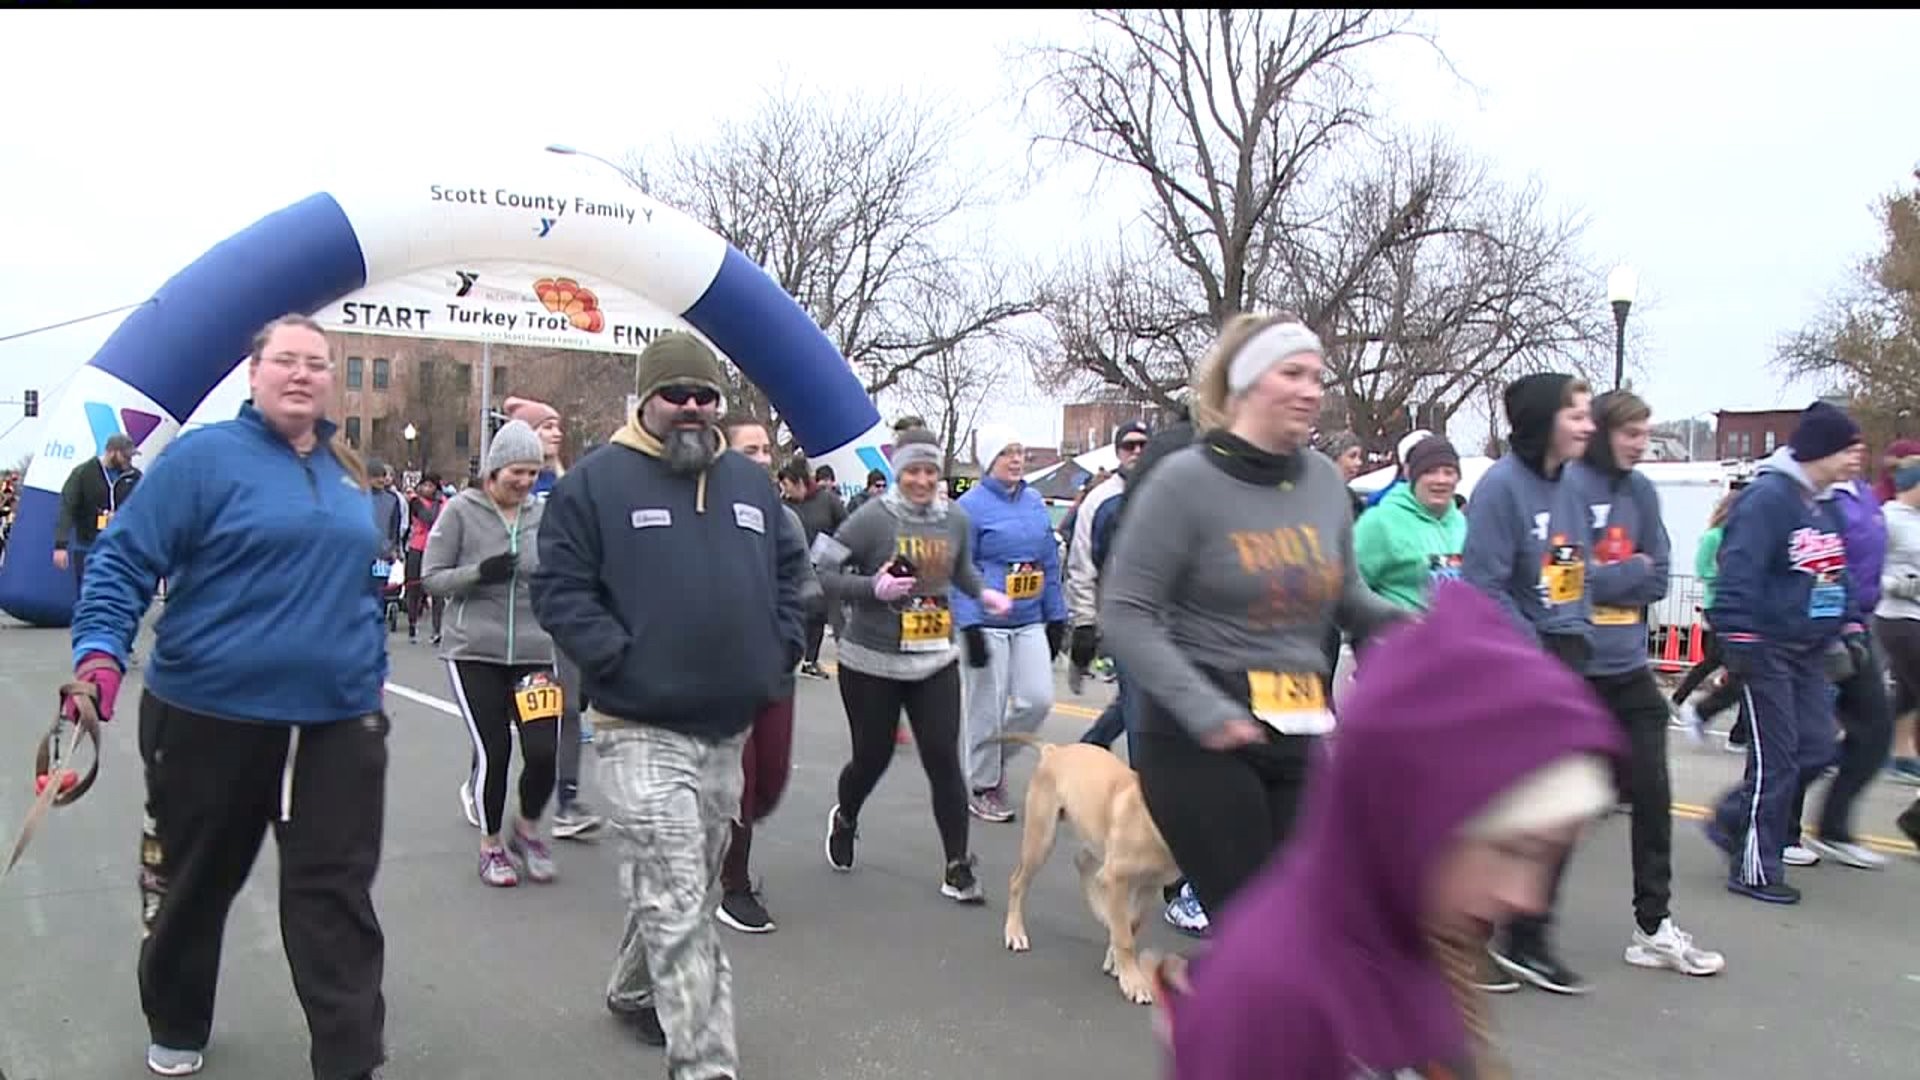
top-left (484, 419), bottom-right (544, 476)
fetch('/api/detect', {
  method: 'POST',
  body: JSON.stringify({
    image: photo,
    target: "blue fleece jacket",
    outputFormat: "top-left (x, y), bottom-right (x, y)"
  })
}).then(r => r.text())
top-left (1710, 448), bottom-right (1860, 650)
top-left (1461, 455), bottom-right (1593, 643)
top-left (953, 473), bottom-right (1067, 629)
top-left (1565, 460), bottom-right (1670, 676)
top-left (72, 404), bottom-right (388, 724)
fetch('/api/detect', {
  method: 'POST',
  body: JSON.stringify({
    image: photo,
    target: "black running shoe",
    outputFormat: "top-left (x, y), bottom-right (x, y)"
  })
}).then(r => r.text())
top-left (1897, 800), bottom-right (1920, 851)
top-left (606, 996), bottom-right (665, 1046)
top-left (1727, 879), bottom-right (1801, 905)
top-left (942, 855), bottom-right (985, 904)
top-left (1490, 943), bottom-right (1589, 995)
top-left (717, 889), bottom-right (776, 934)
top-left (825, 804), bottom-right (856, 872)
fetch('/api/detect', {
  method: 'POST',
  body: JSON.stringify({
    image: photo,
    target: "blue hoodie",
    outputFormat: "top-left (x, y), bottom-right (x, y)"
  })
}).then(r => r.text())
top-left (1710, 447), bottom-right (1859, 649)
top-left (72, 404), bottom-right (389, 724)
top-left (953, 472), bottom-right (1067, 630)
top-left (1565, 459), bottom-right (1670, 676)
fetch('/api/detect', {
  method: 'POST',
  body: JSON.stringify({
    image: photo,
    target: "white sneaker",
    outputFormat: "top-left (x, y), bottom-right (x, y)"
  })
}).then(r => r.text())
top-left (1676, 703), bottom-right (1706, 745)
top-left (1783, 844), bottom-right (1820, 867)
top-left (459, 778), bottom-right (480, 829)
top-left (1624, 918), bottom-right (1725, 976)
top-left (1804, 836), bottom-right (1888, 870)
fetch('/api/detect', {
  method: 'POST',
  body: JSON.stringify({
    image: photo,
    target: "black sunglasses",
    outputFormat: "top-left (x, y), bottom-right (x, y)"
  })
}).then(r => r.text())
top-left (657, 385), bottom-right (720, 407)
top-left (1118, 439), bottom-right (1149, 452)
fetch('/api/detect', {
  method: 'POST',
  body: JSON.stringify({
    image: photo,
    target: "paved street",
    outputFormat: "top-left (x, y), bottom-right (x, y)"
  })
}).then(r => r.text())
top-left (2, 617), bottom-right (1917, 1079)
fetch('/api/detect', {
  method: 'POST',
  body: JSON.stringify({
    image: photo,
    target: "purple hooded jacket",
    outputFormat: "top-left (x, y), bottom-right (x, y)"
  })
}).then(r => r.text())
top-left (1166, 582), bottom-right (1625, 1079)
top-left (1825, 479), bottom-right (1887, 614)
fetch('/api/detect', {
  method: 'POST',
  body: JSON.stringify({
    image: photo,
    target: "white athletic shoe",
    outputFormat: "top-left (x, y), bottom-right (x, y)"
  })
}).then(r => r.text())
top-left (459, 778), bottom-right (480, 830)
top-left (1783, 844), bottom-right (1820, 867)
top-left (1624, 918), bottom-right (1725, 976)
top-left (1804, 836), bottom-right (1888, 870)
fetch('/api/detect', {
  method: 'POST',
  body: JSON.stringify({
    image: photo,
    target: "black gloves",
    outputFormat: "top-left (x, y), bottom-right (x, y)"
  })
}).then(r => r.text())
top-left (1069, 624), bottom-right (1100, 669)
top-left (476, 552), bottom-right (516, 583)
top-left (964, 626), bottom-right (990, 668)
top-left (1045, 620), bottom-right (1067, 660)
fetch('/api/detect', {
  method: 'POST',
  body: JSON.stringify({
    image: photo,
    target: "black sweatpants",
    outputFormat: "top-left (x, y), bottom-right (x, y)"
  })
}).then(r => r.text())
top-left (835, 662), bottom-right (969, 862)
top-left (1792, 635), bottom-right (1893, 845)
top-left (1135, 698), bottom-right (1315, 920)
top-left (137, 691), bottom-right (388, 1080)
top-left (1594, 668), bottom-right (1674, 933)
top-left (447, 660), bottom-right (559, 836)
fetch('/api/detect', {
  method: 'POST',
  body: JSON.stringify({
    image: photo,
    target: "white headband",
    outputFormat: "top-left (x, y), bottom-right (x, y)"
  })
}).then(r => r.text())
top-left (1227, 322), bottom-right (1325, 396)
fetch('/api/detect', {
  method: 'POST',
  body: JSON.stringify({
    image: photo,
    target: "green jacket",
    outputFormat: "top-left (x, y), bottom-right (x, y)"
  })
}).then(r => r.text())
top-left (1694, 525), bottom-right (1724, 610)
top-left (1353, 481), bottom-right (1468, 612)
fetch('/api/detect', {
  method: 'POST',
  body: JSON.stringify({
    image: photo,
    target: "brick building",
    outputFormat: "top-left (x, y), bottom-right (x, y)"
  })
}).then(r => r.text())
top-left (327, 332), bottom-right (639, 479)
top-left (1060, 399), bottom-right (1173, 456)
top-left (1714, 408), bottom-right (1798, 461)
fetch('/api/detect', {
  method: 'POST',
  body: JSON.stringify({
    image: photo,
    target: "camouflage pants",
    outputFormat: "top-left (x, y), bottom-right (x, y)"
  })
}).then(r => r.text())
top-left (597, 721), bottom-right (747, 1080)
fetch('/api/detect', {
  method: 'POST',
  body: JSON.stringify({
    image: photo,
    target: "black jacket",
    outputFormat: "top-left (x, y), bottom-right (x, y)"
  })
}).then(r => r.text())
top-left (55, 457), bottom-right (141, 551)
top-left (532, 443), bottom-right (808, 738)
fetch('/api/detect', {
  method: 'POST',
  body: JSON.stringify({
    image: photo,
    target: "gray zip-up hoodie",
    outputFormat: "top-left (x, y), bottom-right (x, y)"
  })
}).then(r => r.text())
top-left (422, 487), bottom-right (554, 666)
top-left (815, 490), bottom-right (985, 680)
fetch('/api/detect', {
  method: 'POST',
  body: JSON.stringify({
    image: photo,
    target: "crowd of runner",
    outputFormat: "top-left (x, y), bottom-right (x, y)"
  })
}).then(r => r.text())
top-left (52, 310), bottom-right (1920, 1078)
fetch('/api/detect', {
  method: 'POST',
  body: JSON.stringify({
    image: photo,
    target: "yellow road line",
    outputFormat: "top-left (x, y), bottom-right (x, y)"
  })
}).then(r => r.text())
top-left (824, 664), bottom-right (1916, 855)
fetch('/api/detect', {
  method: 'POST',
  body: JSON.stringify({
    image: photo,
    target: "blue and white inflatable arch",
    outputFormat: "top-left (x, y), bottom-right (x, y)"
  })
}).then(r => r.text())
top-left (0, 156), bottom-right (891, 627)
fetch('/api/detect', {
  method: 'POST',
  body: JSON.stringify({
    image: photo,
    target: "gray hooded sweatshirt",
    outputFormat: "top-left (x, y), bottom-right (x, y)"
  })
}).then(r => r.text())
top-left (422, 487), bottom-right (554, 666)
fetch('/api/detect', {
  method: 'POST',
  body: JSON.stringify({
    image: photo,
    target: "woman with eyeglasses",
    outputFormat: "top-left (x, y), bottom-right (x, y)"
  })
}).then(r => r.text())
top-left (68, 313), bottom-right (390, 1079)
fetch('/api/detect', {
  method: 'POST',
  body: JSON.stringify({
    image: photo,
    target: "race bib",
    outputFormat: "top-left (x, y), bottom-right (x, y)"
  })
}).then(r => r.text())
top-left (1592, 605), bottom-right (1641, 626)
top-left (1006, 561), bottom-right (1044, 601)
top-left (513, 671), bottom-right (564, 724)
top-left (1541, 541), bottom-right (1585, 605)
top-left (1249, 671), bottom-right (1334, 736)
top-left (900, 596), bottom-right (953, 653)
top-left (95, 510), bottom-right (113, 531)
top-left (1808, 582), bottom-right (1845, 620)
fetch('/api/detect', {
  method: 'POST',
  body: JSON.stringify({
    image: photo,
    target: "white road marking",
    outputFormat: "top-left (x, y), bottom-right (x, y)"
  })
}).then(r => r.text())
top-left (384, 681), bottom-right (460, 716)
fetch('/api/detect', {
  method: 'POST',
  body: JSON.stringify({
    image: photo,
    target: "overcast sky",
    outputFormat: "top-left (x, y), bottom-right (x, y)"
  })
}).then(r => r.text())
top-left (1, 9), bottom-right (1914, 463)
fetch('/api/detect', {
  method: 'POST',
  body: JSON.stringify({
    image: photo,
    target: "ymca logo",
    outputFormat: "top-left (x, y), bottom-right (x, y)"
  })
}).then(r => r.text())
top-left (1787, 527), bottom-right (1847, 578)
top-left (83, 401), bottom-right (163, 456)
top-left (454, 270), bottom-right (479, 297)
top-left (535, 217), bottom-right (556, 239)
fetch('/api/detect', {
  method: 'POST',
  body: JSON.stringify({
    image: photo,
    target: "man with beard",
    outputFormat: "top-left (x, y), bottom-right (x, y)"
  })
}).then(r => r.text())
top-left (532, 333), bottom-right (808, 1079)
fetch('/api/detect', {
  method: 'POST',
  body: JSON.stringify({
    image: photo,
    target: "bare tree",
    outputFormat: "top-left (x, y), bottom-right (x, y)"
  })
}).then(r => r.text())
top-left (1776, 167), bottom-right (1920, 446)
top-left (1302, 135), bottom-right (1609, 451)
top-left (490, 346), bottom-right (640, 459)
top-left (899, 344), bottom-right (1008, 476)
top-left (1019, 10), bottom-right (1605, 447)
top-left (637, 84), bottom-right (1043, 447)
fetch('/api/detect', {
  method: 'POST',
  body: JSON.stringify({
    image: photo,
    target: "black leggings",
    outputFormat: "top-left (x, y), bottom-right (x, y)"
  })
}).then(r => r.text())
top-left (1135, 699), bottom-right (1314, 919)
top-left (835, 662), bottom-right (969, 862)
top-left (447, 660), bottom-right (559, 836)
top-left (1880, 617), bottom-right (1920, 756)
top-left (1671, 630), bottom-right (1723, 702)
top-left (404, 549), bottom-right (443, 636)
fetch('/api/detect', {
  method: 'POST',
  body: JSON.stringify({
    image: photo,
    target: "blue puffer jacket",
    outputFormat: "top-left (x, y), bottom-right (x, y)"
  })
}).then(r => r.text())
top-left (953, 473), bottom-right (1067, 629)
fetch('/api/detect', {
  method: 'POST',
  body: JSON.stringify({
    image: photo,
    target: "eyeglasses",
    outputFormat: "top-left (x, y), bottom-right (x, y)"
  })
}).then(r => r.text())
top-left (657, 385), bottom-right (720, 407)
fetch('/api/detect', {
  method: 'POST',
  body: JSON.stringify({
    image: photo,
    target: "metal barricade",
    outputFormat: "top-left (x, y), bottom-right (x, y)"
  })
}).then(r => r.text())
top-left (1648, 573), bottom-right (1707, 673)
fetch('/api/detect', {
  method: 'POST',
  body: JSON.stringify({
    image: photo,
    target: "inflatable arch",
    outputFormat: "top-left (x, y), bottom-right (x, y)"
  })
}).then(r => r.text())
top-left (0, 155), bottom-right (894, 628)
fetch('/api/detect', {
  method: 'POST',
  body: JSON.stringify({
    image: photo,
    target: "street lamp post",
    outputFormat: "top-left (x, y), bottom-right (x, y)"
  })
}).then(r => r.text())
top-left (402, 422), bottom-right (417, 470)
top-left (1607, 264), bottom-right (1638, 390)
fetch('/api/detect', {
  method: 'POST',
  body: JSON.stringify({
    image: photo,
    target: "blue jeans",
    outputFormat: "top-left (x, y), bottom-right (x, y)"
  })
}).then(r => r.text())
top-left (1077, 658), bottom-right (1138, 763)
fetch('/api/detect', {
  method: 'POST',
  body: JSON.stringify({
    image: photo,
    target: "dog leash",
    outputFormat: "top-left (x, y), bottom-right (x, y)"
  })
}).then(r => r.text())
top-left (0, 682), bottom-right (103, 885)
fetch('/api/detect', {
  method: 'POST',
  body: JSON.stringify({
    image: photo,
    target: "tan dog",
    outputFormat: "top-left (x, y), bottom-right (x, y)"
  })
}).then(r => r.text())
top-left (992, 733), bottom-right (1183, 1005)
